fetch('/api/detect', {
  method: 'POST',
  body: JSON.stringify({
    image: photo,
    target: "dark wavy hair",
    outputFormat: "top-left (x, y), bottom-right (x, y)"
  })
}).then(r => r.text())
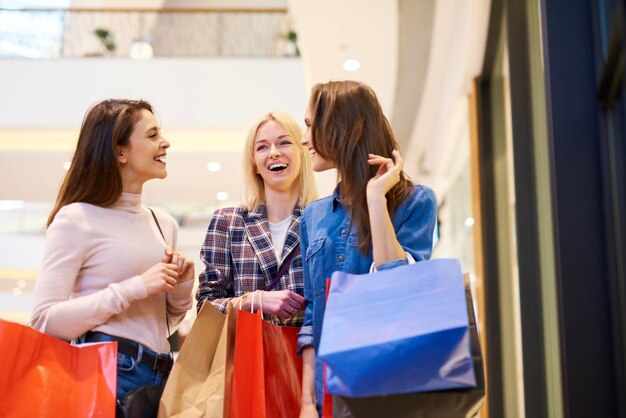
top-left (308, 81), bottom-right (414, 254)
top-left (47, 99), bottom-right (153, 227)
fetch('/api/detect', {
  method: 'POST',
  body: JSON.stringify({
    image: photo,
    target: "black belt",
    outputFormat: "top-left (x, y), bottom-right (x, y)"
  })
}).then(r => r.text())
top-left (85, 331), bottom-right (173, 373)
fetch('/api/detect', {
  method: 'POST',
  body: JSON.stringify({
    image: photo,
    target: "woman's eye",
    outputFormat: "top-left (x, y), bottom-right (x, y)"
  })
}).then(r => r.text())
top-left (280, 141), bottom-right (292, 146)
top-left (256, 145), bottom-right (267, 151)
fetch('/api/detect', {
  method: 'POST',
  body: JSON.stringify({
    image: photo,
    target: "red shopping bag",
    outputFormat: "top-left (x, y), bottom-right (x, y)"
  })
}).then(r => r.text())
top-left (0, 320), bottom-right (117, 418)
top-left (229, 310), bottom-right (302, 418)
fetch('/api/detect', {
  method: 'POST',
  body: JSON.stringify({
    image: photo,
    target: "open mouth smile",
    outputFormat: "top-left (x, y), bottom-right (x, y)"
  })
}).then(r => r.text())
top-left (268, 162), bottom-right (288, 172)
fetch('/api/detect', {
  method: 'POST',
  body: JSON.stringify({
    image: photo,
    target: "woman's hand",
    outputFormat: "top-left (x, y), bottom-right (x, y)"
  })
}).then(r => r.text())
top-left (366, 149), bottom-right (403, 199)
top-left (259, 290), bottom-right (305, 320)
top-left (168, 248), bottom-right (195, 283)
top-left (142, 247), bottom-right (195, 296)
top-left (140, 261), bottom-right (179, 296)
top-left (366, 150), bottom-right (407, 267)
top-left (178, 257), bottom-right (195, 283)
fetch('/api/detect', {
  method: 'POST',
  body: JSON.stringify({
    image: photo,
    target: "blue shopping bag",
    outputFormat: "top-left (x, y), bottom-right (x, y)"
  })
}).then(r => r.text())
top-left (318, 258), bottom-right (476, 398)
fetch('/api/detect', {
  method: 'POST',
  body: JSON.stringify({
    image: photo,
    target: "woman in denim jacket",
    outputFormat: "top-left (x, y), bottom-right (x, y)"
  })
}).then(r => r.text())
top-left (297, 81), bottom-right (438, 417)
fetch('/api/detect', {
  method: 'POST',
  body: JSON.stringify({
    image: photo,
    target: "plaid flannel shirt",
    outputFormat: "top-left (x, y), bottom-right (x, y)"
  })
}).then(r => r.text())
top-left (196, 204), bottom-right (304, 326)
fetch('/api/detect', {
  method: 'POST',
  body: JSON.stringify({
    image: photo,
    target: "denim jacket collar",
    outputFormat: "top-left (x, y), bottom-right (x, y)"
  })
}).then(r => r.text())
top-left (332, 187), bottom-right (341, 211)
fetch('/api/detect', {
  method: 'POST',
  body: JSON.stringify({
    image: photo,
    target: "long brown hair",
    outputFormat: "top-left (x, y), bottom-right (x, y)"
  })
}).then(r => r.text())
top-left (47, 99), bottom-right (153, 227)
top-left (309, 81), bottom-right (413, 254)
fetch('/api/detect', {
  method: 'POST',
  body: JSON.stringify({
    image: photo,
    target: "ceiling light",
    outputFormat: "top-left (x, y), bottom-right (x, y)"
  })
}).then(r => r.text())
top-left (343, 59), bottom-right (361, 72)
top-left (206, 162), bottom-right (222, 172)
top-left (464, 217), bottom-right (475, 228)
top-left (216, 192), bottom-right (229, 201)
top-left (63, 161), bottom-right (71, 170)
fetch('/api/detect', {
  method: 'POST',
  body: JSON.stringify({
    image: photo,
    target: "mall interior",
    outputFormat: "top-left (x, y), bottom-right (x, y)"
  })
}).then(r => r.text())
top-left (0, 0), bottom-right (625, 417)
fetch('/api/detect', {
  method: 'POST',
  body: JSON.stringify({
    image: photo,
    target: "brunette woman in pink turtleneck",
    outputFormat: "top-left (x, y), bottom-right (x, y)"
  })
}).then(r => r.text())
top-left (31, 99), bottom-right (195, 405)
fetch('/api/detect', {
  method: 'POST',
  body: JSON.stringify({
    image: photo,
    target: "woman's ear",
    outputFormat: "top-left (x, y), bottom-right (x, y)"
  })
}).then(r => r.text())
top-left (118, 148), bottom-right (127, 165)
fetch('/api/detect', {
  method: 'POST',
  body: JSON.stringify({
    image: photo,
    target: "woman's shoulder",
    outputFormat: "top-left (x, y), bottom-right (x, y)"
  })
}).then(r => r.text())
top-left (48, 202), bottom-right (94, 234)
top-left (208, 206), bottom-right (249, 229)
top-left (55, 202), bottom-right (96, 222)
top-left (147, 207), bottom-right (178, 228)
top-left (409, 184), bottom-right (437, 206)
top-left (396, 184), bottom-right (437, 222)
top-left (301, 196), bottom-right (335, 231)
top-left (57, 201), bottom-right (87, 214)
top-left (212, 205), bottom-right (247, 218)
top-left (303, 195), bottom-right (334, 214)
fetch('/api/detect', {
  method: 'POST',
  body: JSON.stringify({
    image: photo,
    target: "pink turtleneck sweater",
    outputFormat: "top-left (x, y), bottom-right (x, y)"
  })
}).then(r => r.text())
top-left (31, 192), bottom-right (194, 353)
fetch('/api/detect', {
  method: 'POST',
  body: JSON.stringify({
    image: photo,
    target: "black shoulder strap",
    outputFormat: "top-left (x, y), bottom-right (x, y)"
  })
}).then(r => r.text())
top-left (265, 242), bottom-right (300, 291)
top-left (148, 207), bottom-right (173, 353)
top-left (148, 208), bottom-right (166, 241)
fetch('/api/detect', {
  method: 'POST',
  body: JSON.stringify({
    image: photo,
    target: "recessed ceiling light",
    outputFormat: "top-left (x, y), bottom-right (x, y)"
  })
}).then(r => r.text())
top-left (206, 162), bottom-right (222, 172)
top-left (343, 59), bottom-right (361, 72)
top-left (216, 192), bottom-right (229, 201)
top-left (63, 161), bottom-right (71, 170)
top-left (464, 217), bottom-right (475, 228)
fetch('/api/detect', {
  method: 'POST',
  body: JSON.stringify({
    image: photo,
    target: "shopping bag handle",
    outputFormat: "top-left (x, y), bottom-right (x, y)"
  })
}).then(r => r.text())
top-left (249, 290), bottom-right (265, 320)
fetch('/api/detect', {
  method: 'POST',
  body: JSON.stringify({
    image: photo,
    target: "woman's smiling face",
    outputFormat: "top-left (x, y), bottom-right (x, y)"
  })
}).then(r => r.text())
top-left (253, 120), bottom-right (302, 193)
top-left (302, 107), bottom-right (334, 172)
top-left (118, 109), bottom-right (170, 189)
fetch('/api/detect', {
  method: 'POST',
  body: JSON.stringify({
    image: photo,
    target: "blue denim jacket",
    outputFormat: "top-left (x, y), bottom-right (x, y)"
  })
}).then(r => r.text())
top-left (297, 184), bottom-right (437, 409)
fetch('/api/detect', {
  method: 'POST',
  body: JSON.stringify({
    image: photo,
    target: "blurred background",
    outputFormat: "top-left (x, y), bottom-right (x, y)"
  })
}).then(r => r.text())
top-left (0, 0), bottom-right (485, 328)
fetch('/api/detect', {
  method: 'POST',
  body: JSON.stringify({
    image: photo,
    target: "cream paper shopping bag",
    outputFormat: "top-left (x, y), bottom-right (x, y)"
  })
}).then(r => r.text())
top-left (158, 302), bottom-right (237, 418)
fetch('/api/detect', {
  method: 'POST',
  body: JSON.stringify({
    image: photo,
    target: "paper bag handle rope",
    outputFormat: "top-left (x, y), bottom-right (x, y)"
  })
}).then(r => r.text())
top-left (235, 244), bottom-right (299, 313)
top-left (249, 290), bottom-right (265, 319)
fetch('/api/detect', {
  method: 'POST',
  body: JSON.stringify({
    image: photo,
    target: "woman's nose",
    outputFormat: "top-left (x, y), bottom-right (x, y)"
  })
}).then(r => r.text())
top-left (269, 143), bottom-right (281, 157)
top-left (161, 136), bottom-right (170, 149)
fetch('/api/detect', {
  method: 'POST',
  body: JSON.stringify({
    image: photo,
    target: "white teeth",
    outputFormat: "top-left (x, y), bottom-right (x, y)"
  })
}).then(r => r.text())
top-left (155, 155), bottom-right (166, 163)
top-left (269, 163), bottom-right (288, 171)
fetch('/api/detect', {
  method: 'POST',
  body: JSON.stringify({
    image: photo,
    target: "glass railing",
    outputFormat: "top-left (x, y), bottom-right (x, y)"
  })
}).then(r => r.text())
top-left (0, 7), bottom-right (299, 59)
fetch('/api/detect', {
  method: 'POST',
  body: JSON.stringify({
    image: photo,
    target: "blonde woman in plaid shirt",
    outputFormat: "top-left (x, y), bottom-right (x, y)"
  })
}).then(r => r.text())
top-left (196, 112), bottom-right (318, 326)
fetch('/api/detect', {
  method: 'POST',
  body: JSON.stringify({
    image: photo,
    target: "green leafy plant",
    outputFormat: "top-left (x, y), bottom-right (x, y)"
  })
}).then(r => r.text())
top-left (94, 28), bottom-right (116, 54)
top-left (281, 29), bottom-right (300, 57)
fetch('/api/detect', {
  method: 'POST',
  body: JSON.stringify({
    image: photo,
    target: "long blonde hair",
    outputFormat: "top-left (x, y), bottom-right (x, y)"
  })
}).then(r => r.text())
top-left (242, 112), bottom-right (318, 210)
